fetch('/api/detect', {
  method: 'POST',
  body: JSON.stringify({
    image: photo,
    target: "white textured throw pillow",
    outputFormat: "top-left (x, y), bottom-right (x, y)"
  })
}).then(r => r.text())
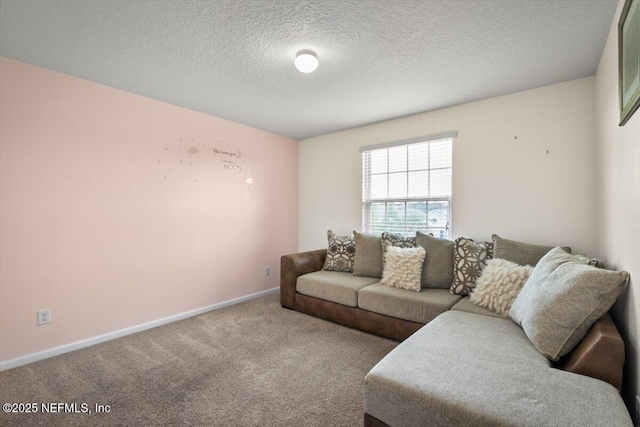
top-left (470, 259), bottom-right (533, 316)
top-left (380, 246), bottom-right (426, 292)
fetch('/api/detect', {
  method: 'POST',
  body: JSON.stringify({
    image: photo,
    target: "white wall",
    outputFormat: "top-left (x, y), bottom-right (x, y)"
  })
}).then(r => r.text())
top-left (595, 0), bottom-right (640, 411)
top-left (299, 77), bottom-right (597, 256)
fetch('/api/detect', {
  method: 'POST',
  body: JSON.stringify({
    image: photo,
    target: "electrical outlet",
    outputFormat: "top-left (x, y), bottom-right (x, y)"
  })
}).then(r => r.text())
top-left (265, 266), bottom-right (271, 276)
top-left (37, 309), bottom-right (51, 325)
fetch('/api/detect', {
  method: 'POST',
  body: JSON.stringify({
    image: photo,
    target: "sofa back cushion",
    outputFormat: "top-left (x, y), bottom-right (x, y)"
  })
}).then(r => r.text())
top-left (416, 232), bottom-right (454, 289)
top-left (353, 231), bottom-right (383, 278)
top-left (509, 247), bottom-right (628, 361)
top-left (492, 234), bottom-right (571, 266)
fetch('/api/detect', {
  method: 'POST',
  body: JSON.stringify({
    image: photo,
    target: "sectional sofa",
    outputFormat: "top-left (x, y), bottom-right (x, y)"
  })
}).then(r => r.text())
top-left (280, 232), bottom-right (632, 426)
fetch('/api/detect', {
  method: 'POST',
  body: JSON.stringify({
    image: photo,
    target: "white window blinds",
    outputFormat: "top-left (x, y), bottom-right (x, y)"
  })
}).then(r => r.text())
top-left (361, 132), bottom-right (454, 238)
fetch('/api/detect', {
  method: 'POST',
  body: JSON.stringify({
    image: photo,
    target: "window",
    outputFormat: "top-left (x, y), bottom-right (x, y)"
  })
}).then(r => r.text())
top-left (361, 132), bottom-right (454, 238)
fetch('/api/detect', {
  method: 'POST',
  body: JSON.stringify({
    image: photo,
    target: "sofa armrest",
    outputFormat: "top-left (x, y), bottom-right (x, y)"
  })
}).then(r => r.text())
top-left (280, 249), bottom-right (327, 309)
top-left (560, 313), bottom-right (624, 391)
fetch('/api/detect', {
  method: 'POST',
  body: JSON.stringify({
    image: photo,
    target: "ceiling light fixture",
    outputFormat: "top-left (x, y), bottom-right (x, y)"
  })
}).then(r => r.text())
top-left (295, 49), bottom-right (319, 73)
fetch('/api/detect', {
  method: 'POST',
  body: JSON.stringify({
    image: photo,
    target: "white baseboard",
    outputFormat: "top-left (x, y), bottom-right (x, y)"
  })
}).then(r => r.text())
top-left (0, 287), bottom-right (279, 372)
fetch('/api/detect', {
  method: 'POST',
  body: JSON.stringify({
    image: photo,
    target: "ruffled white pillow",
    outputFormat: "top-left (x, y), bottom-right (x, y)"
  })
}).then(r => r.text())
top-left (470, 258), bottom-right (533, 316)
top-left (380, 246), bottom-right (426, 292)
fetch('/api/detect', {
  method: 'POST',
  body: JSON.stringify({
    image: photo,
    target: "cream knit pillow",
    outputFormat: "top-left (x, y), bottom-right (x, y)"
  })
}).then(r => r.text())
top-left (470, 258), bottom-right (533, 316)
top-left (380, 246), bottom-right (426, 292)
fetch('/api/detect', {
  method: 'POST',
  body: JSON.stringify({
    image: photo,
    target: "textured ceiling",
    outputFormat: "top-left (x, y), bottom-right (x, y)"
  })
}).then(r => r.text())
top-left (0, 0), bottom-right (617, 140)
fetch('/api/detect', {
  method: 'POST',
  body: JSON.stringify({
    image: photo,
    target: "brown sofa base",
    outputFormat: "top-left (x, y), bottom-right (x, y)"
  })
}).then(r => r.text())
top-left (364, 413), bottom-right (390, 427)
top-left (295, 293), bottom-right (424, 341)
top-left (560, 312), bottom-right (624, 391)
top-left (295, 293), bottom-right (358, 329)
top-left (281, 250), bottom-right (626, 391)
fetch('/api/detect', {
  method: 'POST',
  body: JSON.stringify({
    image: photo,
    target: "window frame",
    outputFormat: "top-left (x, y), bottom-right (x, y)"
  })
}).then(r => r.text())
top-left (360, 131), bottom-right (456, 238)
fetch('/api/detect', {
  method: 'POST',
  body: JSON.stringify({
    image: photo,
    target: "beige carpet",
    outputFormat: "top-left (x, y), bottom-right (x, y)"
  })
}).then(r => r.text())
top-left (0, 293), bottom-right (397, 426)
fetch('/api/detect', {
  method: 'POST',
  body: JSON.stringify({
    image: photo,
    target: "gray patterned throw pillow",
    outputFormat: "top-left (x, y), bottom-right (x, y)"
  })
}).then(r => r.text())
top-left (322, 230), bottom-right (356, 272)
top-left (381, 232), bottom-right (417, 249)
top-left (573, 254), bottom-right (605, 269)
top-left (381, 232), bottom-right (417, 266)
top-left (450, 237), bottom-right (494, 295)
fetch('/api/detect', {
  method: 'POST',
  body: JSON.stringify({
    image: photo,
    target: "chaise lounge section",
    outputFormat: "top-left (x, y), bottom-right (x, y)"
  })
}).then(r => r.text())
top-left (363, 311), bottom-right (631, 427)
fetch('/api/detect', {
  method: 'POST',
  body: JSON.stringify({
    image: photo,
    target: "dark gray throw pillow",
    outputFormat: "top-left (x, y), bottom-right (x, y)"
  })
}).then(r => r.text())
top-left (353, 231), bottom-right (383, 278)
top-left (416, 232), bottom-right (454, 289)
top-left (492, 234), bottom-right (571, 266)
top-left (450, 237), bottom-right (493, 295)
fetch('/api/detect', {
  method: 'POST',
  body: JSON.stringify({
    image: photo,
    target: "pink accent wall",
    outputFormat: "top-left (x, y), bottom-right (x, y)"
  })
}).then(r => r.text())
top-left (0, 57), bottom-right (298, 361)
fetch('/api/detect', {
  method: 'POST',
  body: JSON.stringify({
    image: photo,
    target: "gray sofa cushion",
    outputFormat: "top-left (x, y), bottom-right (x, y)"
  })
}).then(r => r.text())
top-left (353, 231), bottom-right (383, 278)
top-left (364, 311), bottom-right (632, 427)
top-left (492, 234), bottom-right (571, 266)
top-left (296, 271), bottom-right (379, 307)
top-left (416, 232), bottom-right (454, 289)
top-left (358, 284), bottom-right (461, 324)
top-left (510, 247), bottom-right (629, 360)
top-left (450, 296), bottom-right (504, 319)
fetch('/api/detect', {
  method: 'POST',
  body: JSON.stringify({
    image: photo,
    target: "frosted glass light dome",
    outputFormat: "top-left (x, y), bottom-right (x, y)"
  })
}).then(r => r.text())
top-left (295, 50), bottom-right (318, 73)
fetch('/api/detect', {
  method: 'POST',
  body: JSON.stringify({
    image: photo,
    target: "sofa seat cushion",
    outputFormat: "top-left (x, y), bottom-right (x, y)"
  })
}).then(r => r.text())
top-left (296, 271), bottom-right (379, 307)
top-left (450, 296), bottom-right (504, 319)
top-left (358, 284), bottom-right (461, 324)
top-left (364, 311), bottom-right (631, 427)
